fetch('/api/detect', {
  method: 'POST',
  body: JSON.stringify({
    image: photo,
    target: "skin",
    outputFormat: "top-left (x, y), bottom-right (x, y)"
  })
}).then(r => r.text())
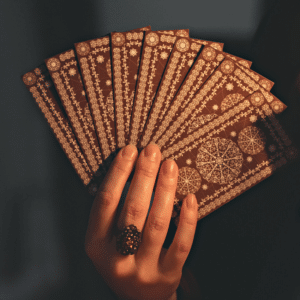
top-left (85, 144), bottom-right (198, 300)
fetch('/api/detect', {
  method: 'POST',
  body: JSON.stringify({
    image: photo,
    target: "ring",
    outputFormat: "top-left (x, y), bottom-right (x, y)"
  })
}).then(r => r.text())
top-left (116, 224), bottom-right (142, 255)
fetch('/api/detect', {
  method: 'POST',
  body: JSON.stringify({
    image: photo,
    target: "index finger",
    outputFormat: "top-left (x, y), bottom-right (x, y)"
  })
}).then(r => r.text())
top-left (85, 145), bottom-right (138, 245)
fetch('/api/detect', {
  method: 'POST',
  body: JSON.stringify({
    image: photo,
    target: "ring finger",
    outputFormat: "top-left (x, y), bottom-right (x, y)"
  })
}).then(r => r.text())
top-left (116, 144), bottom-right (161, 236)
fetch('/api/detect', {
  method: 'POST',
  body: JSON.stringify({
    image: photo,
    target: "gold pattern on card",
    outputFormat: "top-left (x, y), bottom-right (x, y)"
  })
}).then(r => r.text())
top-left (59, 50), bottom-right (75, 61)
top-left (270, 100), bottom-right (285, 114)
top-left (113, 47), bottom-right (125, 147)
top-left (47, 58), bottom-right (61, 71)
top-left (210, 42), bottom-right (223, 51)
top-left (23, 72), bottom-right (37, 85)
top-left (29, 84), bottom-right (92, 185)
top-left (130, 33), bottom-right (176, 146)
top-left (190, 43), bottom-right (202, 52)
top-left (126, 31), bottom-right (144, 40)
top-left (176, 30), bottom-right (189, 37)
top-left (188, 114), bottom-right (217, 133)
top-left (145, 32), bottom-right (159, 46)
top-left (157, 70), bottom-right (224, 149)
top-left (196, 137), bottom-right (243, 185)
top-left (177, 167), bottom-right (202, 195)
top-left (259, 79), bottom-right (273, 91)
top-left (250, 92), bottom-right (265, 106)
top-left (51, 69), bottom-right (102, 172)
top-left (79, 56), bottom-right (114, 158)
top-left (202, 47), bottom-right (217, 61)
top-left (90, 37), bottom-right (110, 48)
top-left (234, 68), bottom-right (277, 106)
top-left (112, 32), bottom-right (144, 147)
top-left (161, 35), bottom-right (177, 43)
top-left (175, 38), bottom-right (190, 52)
top-left (221, 93), bottom-right (245, 111)
top-left (237, 126), bottom-right (266, 155)
top-left (165, 95), bottom-right (290, 220)
top-left (161, 100), bottom-right (251, 159)
top-left (220, 60), bottom-right (235, 74)
top-left (76, 42), bottom-right (90, 56)
top-left (142, 58), bottom-right (210, 147)
top-left (112, 33), bottom-right (126, 46)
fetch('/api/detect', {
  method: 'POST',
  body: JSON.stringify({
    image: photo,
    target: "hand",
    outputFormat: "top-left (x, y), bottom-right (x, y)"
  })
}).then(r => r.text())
top-left (85, 144), bottom-right (198, 300)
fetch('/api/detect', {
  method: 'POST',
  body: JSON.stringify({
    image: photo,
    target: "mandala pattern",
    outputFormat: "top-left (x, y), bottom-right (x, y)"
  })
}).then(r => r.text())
top-left (177, 167), bottom-right (202, 195)
top-left (145, 32), bottom-right (159, 46)
top-left (46, 58), bottom-right (61, 71)
top-left (196, 137), bottom-right (243, 185)
top-left (238, 126), bottom-right (266, 155)
top-left (76, 42), bottom-right (90, 56)
top-left (23, 72), bottom-right (37, 86)
top-left (220, 60), bottom-right (235, 74)
top-left (202, 47), bottom-right (216, 61)
top-left (217, 54), bottom-right (225, 61)
top-left (112, 33), bottom-right (125, 46)
top-left (270, 100), bottom-right (284, 114)
top-left (176, 38), bottom-right (190, 52)
top-left (221, 93), bottom-right (244, 112)
top-left (259, 79), bottom-right (272, 91)
top-left (250, 92), bottom-right (264, 106)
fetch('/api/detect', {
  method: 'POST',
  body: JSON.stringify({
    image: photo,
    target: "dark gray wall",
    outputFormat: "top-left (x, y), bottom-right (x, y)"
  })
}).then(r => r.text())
top-left (1, 0), bottom-right (299, 299)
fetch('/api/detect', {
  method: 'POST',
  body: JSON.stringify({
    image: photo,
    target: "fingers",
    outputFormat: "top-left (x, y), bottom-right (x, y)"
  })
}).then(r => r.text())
top-left (161, 194), bottom-right (198, 275)
top-left (117, 144), bottom-right (161, 233)
top-left (85, 145), bottom-right (138, 245)
top-left (136, 159), bottom-right (178, 265)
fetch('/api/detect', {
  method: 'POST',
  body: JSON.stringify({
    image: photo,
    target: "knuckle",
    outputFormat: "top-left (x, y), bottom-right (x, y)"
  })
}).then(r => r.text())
top-left (137, 161), bottom-right (158, 179)
top-left (113, 158), bottom-right (129, 173)
top-left (148, 215), bottom-right (168, 233)
top-left (126, 204), bottom-right (145, 220)
top-left (176, 242), bottom-right (191, 254)
top-left (97, 190), bottom-right (116, 207)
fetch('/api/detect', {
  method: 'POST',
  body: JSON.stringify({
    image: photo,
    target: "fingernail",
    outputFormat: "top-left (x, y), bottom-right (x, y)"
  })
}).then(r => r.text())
top-left (122, 144), bottom-right (137, 160)
top-left (162, 159), bottom-right (177, 177)
top-left (186, 194), bottom-right (196, 209)
top-left (144, 144), bottom-right (159, 161)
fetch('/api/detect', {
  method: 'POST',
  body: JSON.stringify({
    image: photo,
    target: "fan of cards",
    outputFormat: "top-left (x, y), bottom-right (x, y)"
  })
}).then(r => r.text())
top-left (22, 25), bottom-right (297, 225)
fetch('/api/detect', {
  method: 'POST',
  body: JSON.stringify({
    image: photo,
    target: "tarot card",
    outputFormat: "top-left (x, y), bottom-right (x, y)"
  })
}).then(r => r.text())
top-left (22, 65), bottom-right (94, 186)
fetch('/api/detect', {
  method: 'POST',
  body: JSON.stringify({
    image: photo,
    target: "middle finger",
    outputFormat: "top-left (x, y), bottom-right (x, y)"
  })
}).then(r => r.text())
top-left (117, 144), bottom-right (161, 234)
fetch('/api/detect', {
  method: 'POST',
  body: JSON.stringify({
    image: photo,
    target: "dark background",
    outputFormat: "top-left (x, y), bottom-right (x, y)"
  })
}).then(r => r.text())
top-left (1, 0), bottom-right (300, 299)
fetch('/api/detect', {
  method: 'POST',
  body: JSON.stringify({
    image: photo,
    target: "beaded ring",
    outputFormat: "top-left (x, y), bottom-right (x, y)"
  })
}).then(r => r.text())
top-left (116, 224), bottom-right (142, 255)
